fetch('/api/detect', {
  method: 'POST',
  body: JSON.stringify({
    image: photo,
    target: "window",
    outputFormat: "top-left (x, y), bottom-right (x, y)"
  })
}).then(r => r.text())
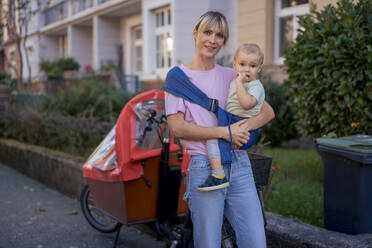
top-left (132, 25), bottom-right (143, 73)
top-left (153, 6), bottom-right (173, 70)
top-left (274, 0), bottom-right (309, 64)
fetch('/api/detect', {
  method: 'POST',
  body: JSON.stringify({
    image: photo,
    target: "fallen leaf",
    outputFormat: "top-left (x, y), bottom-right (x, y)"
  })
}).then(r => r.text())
top-left (66, 210), bottom-right (79, 215)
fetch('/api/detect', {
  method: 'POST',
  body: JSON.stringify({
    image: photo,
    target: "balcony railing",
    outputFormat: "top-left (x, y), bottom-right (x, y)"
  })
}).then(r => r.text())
top-left (97, 0), bottom-right (111, 3)
top-left (44, 1), bottom-right (68, 26)
top-left (44, 0), bottom-right (114, 26)
top-left (71, 0), bottom-right (95, 15)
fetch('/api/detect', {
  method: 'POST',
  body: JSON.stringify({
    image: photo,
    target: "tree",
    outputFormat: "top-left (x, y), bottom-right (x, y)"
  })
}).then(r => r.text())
top-left (1, 0), bottom-right (50, 83)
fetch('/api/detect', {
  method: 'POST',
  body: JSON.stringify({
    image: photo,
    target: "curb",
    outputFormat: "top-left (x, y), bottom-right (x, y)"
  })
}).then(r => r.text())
top-left (0, 138), bottom-right (371, 248)
top-left (0, 139), bottom-right (85, 198)
top-left (265, 212), bottom-right (372, 248)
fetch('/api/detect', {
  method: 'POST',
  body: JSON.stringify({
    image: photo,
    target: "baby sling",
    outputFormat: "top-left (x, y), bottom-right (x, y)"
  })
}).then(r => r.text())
top-left (164, 66), bottom-right (258, 165)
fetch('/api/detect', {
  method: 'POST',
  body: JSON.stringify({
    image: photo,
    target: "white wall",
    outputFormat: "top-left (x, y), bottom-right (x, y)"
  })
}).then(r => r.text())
top-left (173, 0), bottom-right (237, 67)
top-left (68, 25), bottom-right (93, 69)
top-left (120, 14), bottom-right (142, 75)
top-left (215, 0), bottom-right (237, 64)
top-left (93, 16), bottom-right (121, 70)
top-left (173, 0), bottom-right (209, 66)
top-left (23, 0), bottom-right (50, 35)
top-left (39, 34), bottom-right (59, 61)
top-left (21, 34), bottom-right (40, 81)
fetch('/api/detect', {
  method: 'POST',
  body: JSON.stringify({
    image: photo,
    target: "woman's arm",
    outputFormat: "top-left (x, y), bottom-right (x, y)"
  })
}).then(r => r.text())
top-left (168, 112), bottom-right (251, 147)
top-left (240, 100), bottom-right (275, 131)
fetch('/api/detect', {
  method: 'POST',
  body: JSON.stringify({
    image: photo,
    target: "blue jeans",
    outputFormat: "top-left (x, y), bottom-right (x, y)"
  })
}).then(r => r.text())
top-left (186, 151), bottom-right (266, 248)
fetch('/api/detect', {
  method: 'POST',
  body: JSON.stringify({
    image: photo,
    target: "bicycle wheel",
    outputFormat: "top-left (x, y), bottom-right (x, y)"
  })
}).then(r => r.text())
top-left (80, 184), bottom-right (120, 233)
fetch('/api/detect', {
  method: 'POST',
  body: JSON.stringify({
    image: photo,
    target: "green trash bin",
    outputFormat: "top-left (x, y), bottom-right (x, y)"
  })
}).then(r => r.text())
top-left (315, 134), bottom-right (372, 234)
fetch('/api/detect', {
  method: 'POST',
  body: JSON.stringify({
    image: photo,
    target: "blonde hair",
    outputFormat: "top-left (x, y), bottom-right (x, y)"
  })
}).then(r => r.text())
top-left (193, 11), bottom-right (229, 45)
top-left (234, 43), bottom-right (264, 65)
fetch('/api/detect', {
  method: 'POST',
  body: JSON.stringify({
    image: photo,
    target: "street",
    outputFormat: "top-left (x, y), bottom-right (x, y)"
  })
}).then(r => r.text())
top-left (0, 163), bottom-right (166, 248)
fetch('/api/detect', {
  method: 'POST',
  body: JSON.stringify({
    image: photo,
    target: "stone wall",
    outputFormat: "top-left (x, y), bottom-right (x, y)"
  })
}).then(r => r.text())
top-left (0, 139), bottom-right (85, 198)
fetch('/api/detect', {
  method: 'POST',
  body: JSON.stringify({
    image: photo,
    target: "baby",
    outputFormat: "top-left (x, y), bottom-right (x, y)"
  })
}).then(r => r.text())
top-left (198, 43), bottom-right (265, 191)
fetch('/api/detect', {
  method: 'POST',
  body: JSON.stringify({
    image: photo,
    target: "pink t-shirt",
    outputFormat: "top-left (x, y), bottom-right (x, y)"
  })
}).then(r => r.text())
top-left (165, 64), bottom-right (236, 156)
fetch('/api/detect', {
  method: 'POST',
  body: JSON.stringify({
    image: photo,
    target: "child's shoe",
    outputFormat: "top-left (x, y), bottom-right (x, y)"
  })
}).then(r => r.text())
top-left (197, 174), bottom-right (229, 191)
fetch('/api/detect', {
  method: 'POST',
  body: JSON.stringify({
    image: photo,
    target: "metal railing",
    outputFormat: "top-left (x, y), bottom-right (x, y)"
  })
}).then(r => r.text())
top-left (120, 74), bottom-right (141, 93)
top-left (44, 0), bottom-right (114, 26)
top-left (112, 68), bottom-right (141, 93)
top-left (71, 0), bottom-right (95, 15)
top-left (97, 0), bottom-right (111, 4)
top-left (44, 1), bottom-right (68, 26)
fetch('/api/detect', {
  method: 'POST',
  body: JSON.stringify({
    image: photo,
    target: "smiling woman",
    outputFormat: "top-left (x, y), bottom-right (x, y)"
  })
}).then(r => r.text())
top-left (165, 11), bottom-right (274, 248)
top-left (191, 12), bottom-right (229, 68)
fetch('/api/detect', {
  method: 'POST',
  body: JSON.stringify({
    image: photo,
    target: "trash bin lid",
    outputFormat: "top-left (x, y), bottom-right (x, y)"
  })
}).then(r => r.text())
top-left (316, 134), bottom-right (372, 154)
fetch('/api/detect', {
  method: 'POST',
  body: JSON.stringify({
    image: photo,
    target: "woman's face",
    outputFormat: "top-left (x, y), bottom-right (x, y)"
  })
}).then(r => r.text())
top-left (193, 24), bottom-right (225, 59)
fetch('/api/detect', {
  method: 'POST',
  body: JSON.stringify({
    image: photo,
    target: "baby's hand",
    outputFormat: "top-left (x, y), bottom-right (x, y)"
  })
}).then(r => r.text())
top-left (236, 72), bottom-right (249, 84)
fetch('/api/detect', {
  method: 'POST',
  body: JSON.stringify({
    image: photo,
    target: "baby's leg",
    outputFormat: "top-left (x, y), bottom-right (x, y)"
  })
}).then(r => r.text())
top-left (197, 139), bottom-right (229, 191)
top-left (207, 139), bottom-right (223, 171)
top-left (207, 139), bottom-right (224, 171)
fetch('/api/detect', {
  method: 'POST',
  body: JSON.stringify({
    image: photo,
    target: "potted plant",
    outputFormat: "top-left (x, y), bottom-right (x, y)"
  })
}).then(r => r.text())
top-left (39, 60), bottom-right (64, 80)
top-left (57, 58), bottom-right (80, 79)
top-left (84, 64), bottom-right (94, 76)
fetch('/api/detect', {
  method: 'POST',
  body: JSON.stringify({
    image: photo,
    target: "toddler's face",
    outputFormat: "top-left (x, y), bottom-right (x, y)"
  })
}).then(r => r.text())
top-left (233, 52), bottom-right (262, 82)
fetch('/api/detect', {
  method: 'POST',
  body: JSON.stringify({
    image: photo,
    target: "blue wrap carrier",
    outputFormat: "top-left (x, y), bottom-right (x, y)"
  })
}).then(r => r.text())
top-left (164, 66), bottom-right (258, 165)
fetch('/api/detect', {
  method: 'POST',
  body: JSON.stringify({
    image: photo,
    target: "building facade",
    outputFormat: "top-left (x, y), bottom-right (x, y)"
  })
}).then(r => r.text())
top-left (2, 0), bottom-right (339, 84)
top-left (238, 0), bottom-right (339, 83)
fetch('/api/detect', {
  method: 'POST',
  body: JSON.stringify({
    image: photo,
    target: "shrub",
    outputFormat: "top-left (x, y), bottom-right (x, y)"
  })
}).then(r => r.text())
top-left (0, 73), bottom-right (17, 91)
top-left (57, 57), bottom-right (80, 71)
top-left (38, 77), bottom-right (138, 122)
top-left (0, 109), bottom-right (112, 157)
top-left (39, 60), bottom-right (63, 78)
top-left (261, 81), bottom-right (299, 146)
top-left (284, 0), bottom-right (372, 137)
top-left (11, 94), bottom-right (48, 110)
top-left (100, 61), bottom-right (118, 72)
top-left (40, 57), bottom-right (80, 78)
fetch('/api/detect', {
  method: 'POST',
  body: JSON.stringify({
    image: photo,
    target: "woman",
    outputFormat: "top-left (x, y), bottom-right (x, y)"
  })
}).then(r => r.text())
top-left (165, 11), bottom-right (274, 248)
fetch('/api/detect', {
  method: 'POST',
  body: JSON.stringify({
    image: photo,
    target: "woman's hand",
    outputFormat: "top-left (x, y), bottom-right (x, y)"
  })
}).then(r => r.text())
top-left (222, 119), bottom-right (250, 147)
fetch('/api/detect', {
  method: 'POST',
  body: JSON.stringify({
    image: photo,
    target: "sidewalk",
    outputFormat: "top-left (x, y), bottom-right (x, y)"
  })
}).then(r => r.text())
top-left (0, 162), bottom-right (166, 248)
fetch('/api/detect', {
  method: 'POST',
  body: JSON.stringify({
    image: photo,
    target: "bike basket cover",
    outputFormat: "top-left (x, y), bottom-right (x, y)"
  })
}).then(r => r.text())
top-left (83, 90), bottom-right (180, 182)
top-left (164, 66), bottom-right (258, 165)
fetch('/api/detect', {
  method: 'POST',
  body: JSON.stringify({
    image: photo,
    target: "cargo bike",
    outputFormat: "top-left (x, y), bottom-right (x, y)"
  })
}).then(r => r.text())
top-left (81, 90), bottom-right (272, 248)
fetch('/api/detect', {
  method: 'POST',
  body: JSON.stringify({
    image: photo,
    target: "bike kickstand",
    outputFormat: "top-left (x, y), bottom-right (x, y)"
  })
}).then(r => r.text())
top-left (113, 223), bottom-right (123, 248)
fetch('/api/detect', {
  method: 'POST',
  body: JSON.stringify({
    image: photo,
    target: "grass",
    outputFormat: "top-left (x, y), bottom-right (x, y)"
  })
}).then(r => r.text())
top-left (261, 148), bottom-right (324, 227)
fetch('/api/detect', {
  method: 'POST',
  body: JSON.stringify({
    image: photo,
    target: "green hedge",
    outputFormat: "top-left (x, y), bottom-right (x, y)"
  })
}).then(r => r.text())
top-left (40, 57), bottom-right (80, 78)
top-left (0, 73), bottom-right (17, 91)
top-left (1, 78), bottom-right (138, 157)
top-left (0, 109), bottom-right (112, 157)
top-left (38, 78), bottom-right (137, 122)
top-left (261, 81), bottom-right (299, 146)
top-left (284, 0), bottom-right (372, 137)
